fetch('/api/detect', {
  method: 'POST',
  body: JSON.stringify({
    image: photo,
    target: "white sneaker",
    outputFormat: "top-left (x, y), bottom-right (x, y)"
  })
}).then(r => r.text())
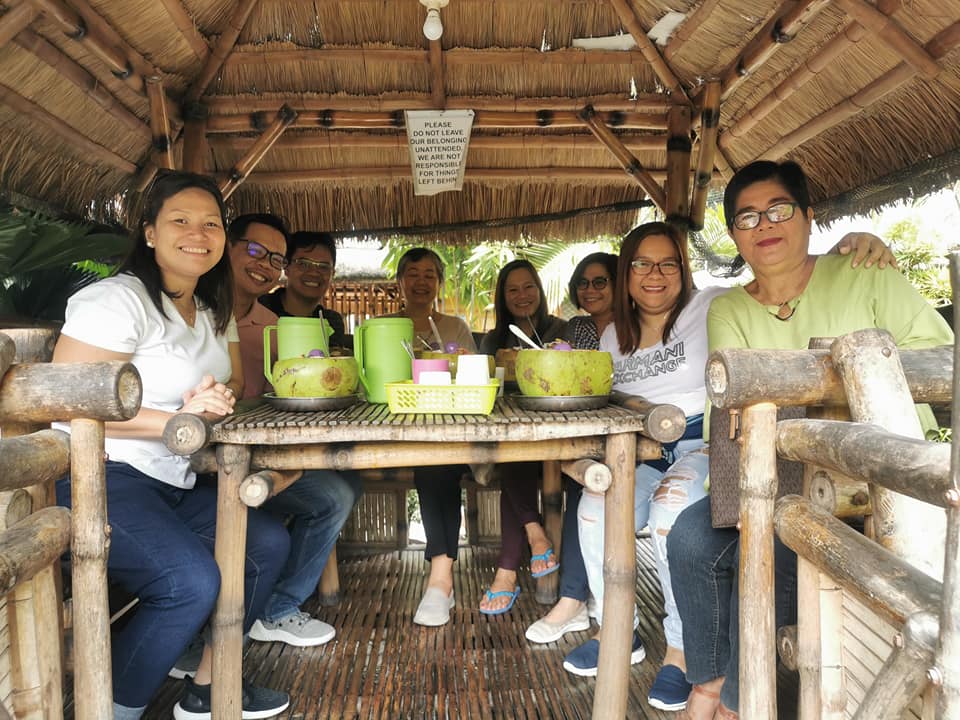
top-left (525, 605), bottom-right (590, 644)
top-left (249, 611), bottom-right (336, 647)
top-left (413, 587), bottom-right (455, 626)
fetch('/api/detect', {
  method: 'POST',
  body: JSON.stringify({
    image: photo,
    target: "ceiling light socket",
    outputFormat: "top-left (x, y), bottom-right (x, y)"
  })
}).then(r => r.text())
top-left (419, 0), bottom-right (449, 41)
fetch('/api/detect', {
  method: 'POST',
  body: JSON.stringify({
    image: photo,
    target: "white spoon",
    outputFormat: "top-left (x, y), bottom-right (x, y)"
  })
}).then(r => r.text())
top-left (509, 323), bottom-right (541, 349)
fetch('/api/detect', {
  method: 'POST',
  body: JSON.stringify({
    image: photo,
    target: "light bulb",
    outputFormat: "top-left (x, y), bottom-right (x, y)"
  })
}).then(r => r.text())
top-left (423, 8), bottom-right (443, 41)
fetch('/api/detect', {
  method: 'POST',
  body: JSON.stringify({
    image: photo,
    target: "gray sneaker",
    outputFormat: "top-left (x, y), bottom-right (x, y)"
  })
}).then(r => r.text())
top-left (249, 611), bottom-right (336, 647)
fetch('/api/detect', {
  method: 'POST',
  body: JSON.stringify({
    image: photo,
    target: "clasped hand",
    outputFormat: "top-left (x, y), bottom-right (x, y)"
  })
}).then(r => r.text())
top-left (178, 374), bottom-right (236, 417)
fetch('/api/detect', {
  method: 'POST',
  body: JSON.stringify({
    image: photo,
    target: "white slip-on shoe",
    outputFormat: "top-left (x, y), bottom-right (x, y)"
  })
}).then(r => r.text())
top-left (413, 587), bottom-right (455, 626)
top-left (525, 605), bottom-right (590, 644)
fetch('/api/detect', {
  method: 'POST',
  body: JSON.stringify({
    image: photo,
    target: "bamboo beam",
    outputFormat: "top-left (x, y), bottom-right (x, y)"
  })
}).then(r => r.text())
top-left (608, 391), bottom-right (685, 443)
top-left (428, 39), bottom-right (445, 109)
top-left (579, 105), bottom-right (667, 211)
top-left (761, 20), bottom-right (959, 161)
top-left (0, 506), bottom-right (71, 592)
top-left (665, 104), bottom-right (692, 229)
top-left (206, 108), bottom-right (668, 133)
top-left (1, 328), bottom-right (56, 363)
top-left (234, 167), bottom-right (681, 186)
top-left (182, 101), bottom-right (210, 173)
top-left (0, 2), bottom-right (36, 48)
top-left (664, 0), bottom-right (721, 61)
top-left (157, 0), bottom-right (208, 63)
top-left (220, 104), bottom-right (297, 200)
top-left (13, 29), bottom-right (148, 138)
top-left (690, 79), bottom-right (721, 230)
top-left (185, 0), bottom-right (260, 104)
top-left (561, 459), bottom-right (612, 494)
top-left (606, 0), bottom-right (690, 103)
top-left (146, 78), bottom-right (174, 170)
top-left (833, 0), bottom-right (940, 78)
top-left (204, 92), bottom-right (674, 114)
top-left (711, 0), bottom-right (833, 102)
top-left (0, 430), bottom-right (71, 492)
top-left (209, 132), bottom-right (669, 153)
top-left (0, 81), bottom-right (137, 174)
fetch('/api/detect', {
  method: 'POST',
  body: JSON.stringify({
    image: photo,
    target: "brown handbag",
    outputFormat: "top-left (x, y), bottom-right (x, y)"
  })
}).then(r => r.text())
top-left (708, 405), bottom-right (806, 528)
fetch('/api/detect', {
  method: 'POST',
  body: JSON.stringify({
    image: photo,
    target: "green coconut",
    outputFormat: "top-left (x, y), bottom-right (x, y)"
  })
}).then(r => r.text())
top-left (515, 349), bottom-right (613, 397)
top-left (271, 356), bottom-right (359, 398)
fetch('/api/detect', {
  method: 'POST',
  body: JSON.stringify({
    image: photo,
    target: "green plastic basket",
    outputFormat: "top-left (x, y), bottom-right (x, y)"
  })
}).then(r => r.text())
top-left (385, 380), bottom-right (499, 415)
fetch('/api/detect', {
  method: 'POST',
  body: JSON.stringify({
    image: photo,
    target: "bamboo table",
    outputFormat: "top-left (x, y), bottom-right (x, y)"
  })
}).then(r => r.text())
top-left (164, 397), bottom-right (672, 720)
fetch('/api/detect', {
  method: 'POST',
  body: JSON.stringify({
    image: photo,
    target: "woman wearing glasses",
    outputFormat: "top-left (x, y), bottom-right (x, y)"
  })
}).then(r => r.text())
top-left (670, 161), bottom-right (951, 720)
top-left (524, 253), bottom-right (618, 641)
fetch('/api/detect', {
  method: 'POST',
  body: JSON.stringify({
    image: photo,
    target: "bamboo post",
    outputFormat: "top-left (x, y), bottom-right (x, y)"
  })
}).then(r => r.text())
top-left (68, 418), bottom-right (113, 720)
top-left (145, 77), bottom-right (174, 170)
top-left (211, 443), bottom-right (251, 720)
top-left (184, 0), bottom-right (261, 104)
top-left (318, 547), bottom-right (340, 606)
top-left (796, 551), bottom-right (821, 720)
top-left (428, 39), bottom-right (445, 108)
top-left (690, 79), bottom-right (721, 231)
top-left (560, 459), bottom-right (612, 494)
top-left (935, 252), bottom-right (960, 718)
top-left (608, 391), bottom-right (686, 443)
top-left (592, 432), bottom-right (637, 720)
top-left (665, 105), bottom-right (691, 227)
top-left (852, 611), bottom-right (939, 720)
top-left (831, 329), bottom-right (944, 578)
top-left (220, 104), bottom-right (297, 200)
top-left (0, 2), bottom-right (36, 50)
top-left (578, 105), bottom-right (667, 212)
top-left (182, 102), bottom-right (210, 174)
top-left (536, 460), bottom-right (562, 604)
top-left (738, 402), bottom-right (779, 720)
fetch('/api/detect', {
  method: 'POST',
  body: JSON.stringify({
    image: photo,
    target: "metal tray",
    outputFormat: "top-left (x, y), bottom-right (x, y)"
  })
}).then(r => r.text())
top-left (262, 393), bottom-right (360, 412)
top-left (512, 394), bottom-right (610, 412)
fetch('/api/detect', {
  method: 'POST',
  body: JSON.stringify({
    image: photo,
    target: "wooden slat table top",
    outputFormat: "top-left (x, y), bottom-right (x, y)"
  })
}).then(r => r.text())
top-left (211, 397), bottom-right (648, 445)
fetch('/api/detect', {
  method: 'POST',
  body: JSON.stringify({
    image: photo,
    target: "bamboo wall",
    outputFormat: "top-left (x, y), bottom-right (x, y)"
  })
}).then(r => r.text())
top-left (326, 281), bottom-right (402, 334)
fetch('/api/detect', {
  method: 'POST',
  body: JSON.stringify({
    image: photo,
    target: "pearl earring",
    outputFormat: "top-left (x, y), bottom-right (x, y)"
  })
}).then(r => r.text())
top-left (146, 241), bottom-right (155, 248)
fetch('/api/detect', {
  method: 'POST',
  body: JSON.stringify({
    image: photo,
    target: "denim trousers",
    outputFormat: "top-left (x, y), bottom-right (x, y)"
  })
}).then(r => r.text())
top-left (579, 438), bottom-right (708, 649)
top-left (56, 462), bottom-right (290, 709)
top-left (668, 495), bottom-right (798, 711)
top-left (260, 469), bottom-right (362, 622)
top-left (559, 477), bottom-right (588, 602)
top-left (415, 465), bottom-right (466, 561)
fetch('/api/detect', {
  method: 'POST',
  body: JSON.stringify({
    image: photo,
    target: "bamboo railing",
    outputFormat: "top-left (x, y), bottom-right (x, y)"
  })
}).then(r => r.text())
top-left (706, 319), bottom-right (956, 719)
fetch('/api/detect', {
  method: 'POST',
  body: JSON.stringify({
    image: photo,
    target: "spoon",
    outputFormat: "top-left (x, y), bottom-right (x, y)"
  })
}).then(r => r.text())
top-left (509, 323), bottom-right (541, 349)
top-left (400, 338), bottom-right (416, 360)
top-left (428, 316), bottom-right (444, 350)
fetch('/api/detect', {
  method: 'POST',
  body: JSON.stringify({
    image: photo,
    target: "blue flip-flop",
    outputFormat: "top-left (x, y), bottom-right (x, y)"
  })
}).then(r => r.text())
top-left (479, 586), bottom-right (521, 616)
top-left (530, 548), bottom-right (560, 578)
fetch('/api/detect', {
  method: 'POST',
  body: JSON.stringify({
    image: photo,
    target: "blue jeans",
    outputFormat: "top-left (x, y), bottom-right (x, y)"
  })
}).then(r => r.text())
top-left (559, 477), bottom-right (588, 602)
top-left (56, 462), bottom-right (290, 709)
top-left (579, 438), bottom-right (708, 648)
top-left (668, 496), bottom-right (798, 711)
top-left (260, 469), bottom-right (362, 621)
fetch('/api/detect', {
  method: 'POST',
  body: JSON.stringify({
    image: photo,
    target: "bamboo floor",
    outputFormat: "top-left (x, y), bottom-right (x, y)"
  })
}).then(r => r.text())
top-left (66, 539), bottom-right (798, 719)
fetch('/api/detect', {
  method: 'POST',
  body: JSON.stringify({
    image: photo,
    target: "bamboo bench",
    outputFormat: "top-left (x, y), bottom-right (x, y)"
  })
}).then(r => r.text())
top-left (706, 328), bottom-right (954, 719)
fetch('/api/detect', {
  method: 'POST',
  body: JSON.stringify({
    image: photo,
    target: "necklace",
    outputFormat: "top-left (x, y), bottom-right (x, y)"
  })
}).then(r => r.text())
top-left (769, 298), bottom-right (799, 321)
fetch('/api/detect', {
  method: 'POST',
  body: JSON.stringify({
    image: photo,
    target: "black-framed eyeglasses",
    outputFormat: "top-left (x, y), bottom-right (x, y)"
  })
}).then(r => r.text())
top-left (242, 240), bottom-right (288, 270)
top-left (732, 201), bottom-right (799, 231)
top-left (576, 276), bottom-right (610, 291)
top-left (630, 259), bottom-right (681, 276)
top-left (292, 258), bottom-right (334, 273)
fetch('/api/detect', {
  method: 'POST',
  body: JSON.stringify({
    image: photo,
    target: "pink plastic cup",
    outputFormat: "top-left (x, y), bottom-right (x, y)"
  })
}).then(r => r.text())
top-left (412, 358), bottom-right (450, 384)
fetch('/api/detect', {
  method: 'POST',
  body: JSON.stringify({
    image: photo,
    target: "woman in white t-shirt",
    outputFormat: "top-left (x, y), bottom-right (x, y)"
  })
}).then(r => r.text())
top-left (53, 172), bottom-right (291, 720)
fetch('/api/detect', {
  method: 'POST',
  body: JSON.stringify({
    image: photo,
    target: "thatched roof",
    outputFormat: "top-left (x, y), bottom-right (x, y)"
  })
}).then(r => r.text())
top-left (0, 0), bottom-right (958, 243)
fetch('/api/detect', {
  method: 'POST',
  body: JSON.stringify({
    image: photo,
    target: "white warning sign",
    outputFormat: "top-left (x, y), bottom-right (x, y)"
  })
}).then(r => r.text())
top-left (404, 110), bottom-right (475, 196)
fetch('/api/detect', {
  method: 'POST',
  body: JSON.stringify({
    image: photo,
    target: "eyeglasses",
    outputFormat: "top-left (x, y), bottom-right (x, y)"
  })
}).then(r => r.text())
top-left (576, 276), bottom-right (610, 291)
top-left (292, 258), bottom-right (333, 273)
top-left (242, 240), bottom-right (288, 270)
top-left (630, 259), bottom-right (681, 276)
top-left (732, 202), bottom-right (799, 231)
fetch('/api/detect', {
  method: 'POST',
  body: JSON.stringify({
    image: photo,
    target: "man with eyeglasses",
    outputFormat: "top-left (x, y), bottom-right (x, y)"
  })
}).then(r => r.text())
top-left (259, 231), bottom-right (351, 350)
top-left (225, 213), bottom-right (360, 648)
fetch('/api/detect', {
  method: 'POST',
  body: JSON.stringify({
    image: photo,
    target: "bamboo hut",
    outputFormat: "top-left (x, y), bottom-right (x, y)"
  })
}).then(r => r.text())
top-left (1, 1), bottom-right (960, 719)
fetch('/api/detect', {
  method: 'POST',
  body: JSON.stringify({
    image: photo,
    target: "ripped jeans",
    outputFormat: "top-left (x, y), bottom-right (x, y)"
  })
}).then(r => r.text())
top-left (578, 437), bottom-right (709, 650)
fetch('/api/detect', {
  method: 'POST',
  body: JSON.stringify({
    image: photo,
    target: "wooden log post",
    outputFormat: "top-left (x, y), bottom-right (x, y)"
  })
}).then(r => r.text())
top-left (561, 459), bottom-right (612, 494)
top-left (238, 470), bottom-right (292, 508)
top-left (68, 419), bottom-right (113, 720)
top-left (211, 443), bottom-right (251, 720)
top-left (707, 346), bottom-right (954, 408)
top-left (0, 430), bottom-right (70, 491)
top-left (163, 413), bottom-right (213, 456)
top-left (806, 469), bottom-right (871, 519)
top-left (738, 403), bottom-right (779, 719)
top-left (0, 327), bottom-right (57, 363)
top-left (536, 460), bottom-right (562, 604)
top-left (935, 251), bottom-right (960, 718)
top-left (852, 611), bottom-right (939, 720)
top-left (318, 547), bottom-right (340, 607)
top-left (777, 625), bottom-right (798, 671)
top-left (831, 329), bottom-right (945, 578)
top-left (593, 432), bottom-right (637, 720)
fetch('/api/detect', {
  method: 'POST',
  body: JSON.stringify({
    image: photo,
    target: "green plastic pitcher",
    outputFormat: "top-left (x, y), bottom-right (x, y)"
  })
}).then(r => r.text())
top-left (354, 317), bottom-right (413, 403)
top-left (263, 316), bottom-right (331, 385)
